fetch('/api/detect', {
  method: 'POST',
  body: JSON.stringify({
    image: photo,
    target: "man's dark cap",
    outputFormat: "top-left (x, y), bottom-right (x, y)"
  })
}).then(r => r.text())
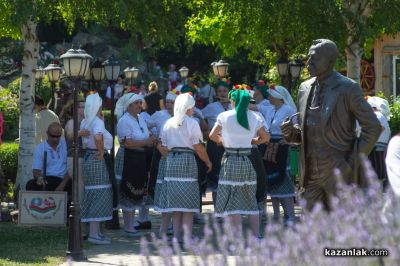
top-left (35, 95), bottom-right (44, 106)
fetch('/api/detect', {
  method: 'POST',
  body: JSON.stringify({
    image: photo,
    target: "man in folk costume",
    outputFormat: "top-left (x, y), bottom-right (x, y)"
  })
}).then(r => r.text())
top-left (281, 39), bottom-right (381, 211)
top-left (210, 86), bottom-right (270, 237)
top-left (114, 93), bottom-right (157, 236)
top-left (147, 90), bottom-right (178, 236)
top-left (201, 80), bottom-right (232, 203)
top-left (158, 93), bottom-right (212, 242)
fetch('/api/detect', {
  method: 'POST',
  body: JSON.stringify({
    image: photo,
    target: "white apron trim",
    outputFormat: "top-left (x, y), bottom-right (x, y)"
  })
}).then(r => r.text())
top-left (214, 210), bottom-right (259, 217)
top-left (81, 216), bottom-right (113, 222)
top-left (163, 177), bottom-right (197, 182)
top-left (157, 207), bottom-right (200, 213)
top-left (218, 180), bottom-right (257, 186)
top-left (85, 184), bottom-right (112, 190)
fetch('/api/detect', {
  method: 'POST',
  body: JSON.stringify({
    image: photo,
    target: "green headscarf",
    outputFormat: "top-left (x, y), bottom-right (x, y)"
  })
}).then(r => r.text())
top-left (254, 80), bottom-right (269, 99)
top-left (180, 85), bottom-right (198, 96)
top-left (216, 80), bottom-right (229, 88)
top-left (229, 89), bottom-right (250, 130)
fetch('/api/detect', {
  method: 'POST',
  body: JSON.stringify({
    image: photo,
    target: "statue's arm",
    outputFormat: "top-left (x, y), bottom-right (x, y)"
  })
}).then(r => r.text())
top-left (349, 83), bottom-right (381, 155)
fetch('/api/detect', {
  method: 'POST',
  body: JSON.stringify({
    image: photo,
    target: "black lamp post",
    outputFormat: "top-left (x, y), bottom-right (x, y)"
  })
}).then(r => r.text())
top-left (276, 58), bottom-right (304, 93)
top-left (91, 59), bottom-right (105, 90)
top-left (83, 65), bottom-right (92, 91)
top-left (44, 63), bottom-right (62, 111)
top-left (102, 55), bottom-right (120, 166)
top-left (211, 60), bottom-right (230, 79)
top-left (61, 47), bottom-right (92, 261)
top-left (179, 66), bottom-right (189, 84)
top-left (35, 67), bottom-right (45, 94)
top-left (124, 66), bottom-right (139, 87)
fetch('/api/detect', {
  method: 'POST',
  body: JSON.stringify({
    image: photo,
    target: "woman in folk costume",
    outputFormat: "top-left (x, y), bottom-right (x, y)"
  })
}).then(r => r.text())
top-left (115, 93), bottom-right (157, 236)
top-left (367, 96), bottom-right (391, 189)
top-left (209, 86), bottom-right (270, 237)
top-left (80, 93), bottom-right (113, 245)
top-left (252, 80), bottom-right (275, 122)
top-left (180, 85), bottom-right (209, 196)
top-left (147, 90), bottom-right (178, 236)
top-left (201, 81), bottom-right (232, 203)
top-left (260, 84), bottom-right (297, 225)
top-left (158, 93), bottom-right (212, 242)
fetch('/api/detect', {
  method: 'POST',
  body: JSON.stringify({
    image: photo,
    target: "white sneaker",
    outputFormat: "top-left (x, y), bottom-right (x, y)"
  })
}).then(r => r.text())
top-left (88, 236), bottom-right (111, 245)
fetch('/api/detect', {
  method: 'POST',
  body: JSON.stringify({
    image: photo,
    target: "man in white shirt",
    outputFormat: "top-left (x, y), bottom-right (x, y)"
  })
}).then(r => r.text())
top-left (26, 122), bottom-right (71, 193)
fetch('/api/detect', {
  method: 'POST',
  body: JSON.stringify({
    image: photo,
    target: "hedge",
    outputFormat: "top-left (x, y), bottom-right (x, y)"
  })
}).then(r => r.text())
top-left (103, 109), bottom-right (116, 133)
top-left (0, 142), bottom-right (18, 185)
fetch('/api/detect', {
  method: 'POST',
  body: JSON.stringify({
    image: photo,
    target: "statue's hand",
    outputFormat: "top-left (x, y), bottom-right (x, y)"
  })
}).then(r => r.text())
top-left (280, 117), bottom-right (294, 137)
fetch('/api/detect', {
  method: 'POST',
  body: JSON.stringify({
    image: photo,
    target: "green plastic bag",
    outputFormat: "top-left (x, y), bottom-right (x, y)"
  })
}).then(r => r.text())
top-left (289, 146), bottom-right (299, 177)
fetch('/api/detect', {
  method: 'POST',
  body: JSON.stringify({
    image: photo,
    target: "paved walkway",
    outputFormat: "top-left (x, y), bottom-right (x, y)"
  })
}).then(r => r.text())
top-left (60, 195), bottom-right (302, 266)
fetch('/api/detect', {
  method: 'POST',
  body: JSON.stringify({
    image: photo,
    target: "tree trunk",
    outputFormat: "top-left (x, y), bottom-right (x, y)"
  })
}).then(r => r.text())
top-left (15, 19), bottom-right (39, 190)
top-left (345, 37), bottom-right (363, 84)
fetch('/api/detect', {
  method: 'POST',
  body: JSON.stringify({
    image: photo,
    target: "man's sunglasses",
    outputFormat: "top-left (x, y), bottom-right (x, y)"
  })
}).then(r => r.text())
top-left (48, 133), bottom-right (62, 138)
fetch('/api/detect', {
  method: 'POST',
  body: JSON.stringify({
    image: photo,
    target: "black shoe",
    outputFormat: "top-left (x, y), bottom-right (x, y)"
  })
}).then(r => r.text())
top-left (134, 221), bottom-right (152, 230)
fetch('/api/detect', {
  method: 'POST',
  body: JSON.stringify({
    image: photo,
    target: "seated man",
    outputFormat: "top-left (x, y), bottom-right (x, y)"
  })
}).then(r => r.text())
top-left (26, 122), bottom-right (71, 194)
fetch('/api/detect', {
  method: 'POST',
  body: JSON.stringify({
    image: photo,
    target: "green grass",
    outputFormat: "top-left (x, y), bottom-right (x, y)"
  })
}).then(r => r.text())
top-left (0, 222), bottom-right (68, 266)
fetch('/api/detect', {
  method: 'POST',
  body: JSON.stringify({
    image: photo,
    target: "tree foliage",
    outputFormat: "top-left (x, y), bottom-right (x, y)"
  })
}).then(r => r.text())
top-left (186, 0), bottom-right (400, 68)
top-left (0, 0), bottom-right (189, 52)
top-left (186, 0), bottom-right (345, 64)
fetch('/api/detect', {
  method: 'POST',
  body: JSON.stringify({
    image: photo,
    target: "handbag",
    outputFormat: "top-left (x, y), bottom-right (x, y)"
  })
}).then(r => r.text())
top-left (263, 140), bottom-right (287, 186)
top-left (263, 142), bottom-right (280, 163)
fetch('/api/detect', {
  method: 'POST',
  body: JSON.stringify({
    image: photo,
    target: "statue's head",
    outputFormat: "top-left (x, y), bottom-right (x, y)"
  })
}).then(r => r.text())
top-left (307, 39), bottom-right (338, 79)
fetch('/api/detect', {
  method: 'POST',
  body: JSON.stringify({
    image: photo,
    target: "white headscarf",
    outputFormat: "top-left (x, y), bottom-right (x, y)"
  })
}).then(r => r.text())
top-left (267, 85), bottom-right (297, 110)
top-left (367, 96), bottom-right (391, 120)
top-left (170, 93), bottom-right (195, 127)
top-left (166, 91), bottom-right (178, 101)
top-left (81, 93), bottom-right (102, 130)
top-left (115, 93), bottom-right (144, 120)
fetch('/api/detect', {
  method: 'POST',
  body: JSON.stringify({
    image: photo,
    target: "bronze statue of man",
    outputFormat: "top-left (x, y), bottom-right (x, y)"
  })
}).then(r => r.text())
top-left (281, 39), bottom-right (381, 211)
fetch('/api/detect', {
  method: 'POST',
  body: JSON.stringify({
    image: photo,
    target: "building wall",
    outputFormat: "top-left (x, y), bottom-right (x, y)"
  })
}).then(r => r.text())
top-left (374, 33), bottom-right (400, 97)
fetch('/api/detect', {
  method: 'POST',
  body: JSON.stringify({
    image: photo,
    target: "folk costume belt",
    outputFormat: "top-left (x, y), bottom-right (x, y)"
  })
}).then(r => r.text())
top-left (224, 148), bottom-right (252, 156)
top-left (171, 147), bottom-right (195, 154)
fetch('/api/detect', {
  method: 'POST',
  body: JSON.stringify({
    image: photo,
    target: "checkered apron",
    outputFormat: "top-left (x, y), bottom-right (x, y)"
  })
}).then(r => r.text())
top-left (215, 148), bottom-right (259, 217)
top-left (81, 150), bottom-right (113, 222)
top-left (160, 148), bottom-right (200, 213)
top-left (154, 156), bottom-right (167, 211)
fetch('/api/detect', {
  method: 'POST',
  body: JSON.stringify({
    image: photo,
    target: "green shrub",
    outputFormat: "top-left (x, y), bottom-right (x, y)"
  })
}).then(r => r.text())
top-left (389, 97), bottom-right (400, 135)
top-left (36, 76), bottom-right (52, 104)
top-left (9, 76), bottom-right (52, 104)
top-left (0, 88), bottom-right (19, 140)
top-left (103, 109), bottom-right (116, 133)
top-left (7, 77), bottom-right (21, 96)
top-left (375, 92), bottom-right (400, 136)
top-left (0, 142), bottom-right (18, 185)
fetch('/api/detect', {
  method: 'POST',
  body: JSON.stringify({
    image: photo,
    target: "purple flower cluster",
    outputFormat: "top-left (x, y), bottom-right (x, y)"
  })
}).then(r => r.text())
top-left (141, 156), bottom-right (400, 265)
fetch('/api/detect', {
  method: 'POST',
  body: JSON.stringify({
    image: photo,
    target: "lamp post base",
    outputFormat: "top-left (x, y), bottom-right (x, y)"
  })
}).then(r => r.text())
top-left (67, 201), bottom-right (85, 261)
top-left (66, 251), bottom-right (87, 262)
